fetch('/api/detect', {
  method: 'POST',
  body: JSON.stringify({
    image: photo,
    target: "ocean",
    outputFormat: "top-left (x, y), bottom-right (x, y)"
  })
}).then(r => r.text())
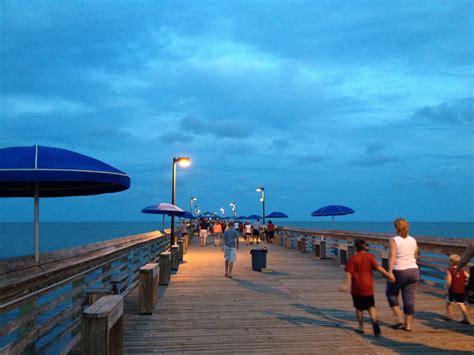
top-left (0, 221), bottom-right (472, 260)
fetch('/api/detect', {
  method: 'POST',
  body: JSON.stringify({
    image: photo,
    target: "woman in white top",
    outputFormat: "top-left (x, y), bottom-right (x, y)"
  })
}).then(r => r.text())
top-left (385, 218), bottom-right (420, 331)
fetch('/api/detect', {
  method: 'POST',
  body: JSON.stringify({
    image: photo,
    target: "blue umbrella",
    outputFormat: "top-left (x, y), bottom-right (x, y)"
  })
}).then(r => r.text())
top-left (180, 211), bottom-right (196, 220)
top-left (0, 145), bottom-right (131, 262)
top-left (247, 214), bottom-right (262, 220)
top-left (236, 215), bottom-right (247, 220)
top-left (311, 205), bottom-right (355, 228)
top-left (142, 203), bottom-right (185, 229)
top-left (266, 211), bottom-right (288, 219)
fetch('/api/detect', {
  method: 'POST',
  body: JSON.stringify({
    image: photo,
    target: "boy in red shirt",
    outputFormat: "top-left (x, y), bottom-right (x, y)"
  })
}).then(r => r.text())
top-left (444, 254), bottom-right (470, 324)
top-left (340, 239), bottom-right (394, 335)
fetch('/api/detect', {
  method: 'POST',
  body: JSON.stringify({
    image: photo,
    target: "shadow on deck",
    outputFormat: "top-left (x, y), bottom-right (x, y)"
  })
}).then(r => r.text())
top-left (123, 236), bottom-right (474, 354)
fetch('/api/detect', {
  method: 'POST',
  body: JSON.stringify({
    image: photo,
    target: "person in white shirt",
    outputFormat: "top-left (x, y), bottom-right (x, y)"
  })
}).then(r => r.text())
top-left (385, 218), bottom-right (419, 332)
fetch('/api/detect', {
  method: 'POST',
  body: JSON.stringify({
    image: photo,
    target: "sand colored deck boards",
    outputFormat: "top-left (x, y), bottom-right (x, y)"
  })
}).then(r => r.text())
top-left (123, 237), bottom-right (474, 354)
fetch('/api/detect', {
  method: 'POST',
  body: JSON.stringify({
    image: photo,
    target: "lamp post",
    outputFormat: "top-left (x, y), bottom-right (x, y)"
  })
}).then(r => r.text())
top-left (190, 196), bottom-right (197, 216)
top-left (171, 157), bottom-right (191, 245)
top-left (229, 202), bottom-right (236, 220)
top-left (220, 207), bottom-right (225, 219)
top-left (256, 187), bottom-right (265, 224)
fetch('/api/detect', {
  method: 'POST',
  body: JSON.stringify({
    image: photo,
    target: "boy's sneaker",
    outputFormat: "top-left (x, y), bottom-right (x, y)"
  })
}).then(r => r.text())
top-left (372, 322), bottom-right (381, 335)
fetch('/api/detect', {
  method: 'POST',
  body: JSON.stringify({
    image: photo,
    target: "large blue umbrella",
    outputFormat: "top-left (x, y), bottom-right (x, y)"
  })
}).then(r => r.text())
top-left (311, 205), bottom-right (355, 228)
top-left (247, 214), bottom-right (262, 220)
top-left (266, 211), bottom-right (288, 219)
top-left (236, 215), bottom-right (247, 220)
top-left (142, 203), bottom-right (185, 229)
top-left (0, 145), bottom-right (131, 262)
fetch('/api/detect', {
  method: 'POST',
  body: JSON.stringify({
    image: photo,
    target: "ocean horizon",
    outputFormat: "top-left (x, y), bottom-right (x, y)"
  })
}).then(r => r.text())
top-left (0, 220), bottom-right (472, 260)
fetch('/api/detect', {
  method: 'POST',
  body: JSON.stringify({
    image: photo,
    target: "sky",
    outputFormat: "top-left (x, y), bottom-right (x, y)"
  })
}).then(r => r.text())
top-left (0, 1), bottom-right (473, 222)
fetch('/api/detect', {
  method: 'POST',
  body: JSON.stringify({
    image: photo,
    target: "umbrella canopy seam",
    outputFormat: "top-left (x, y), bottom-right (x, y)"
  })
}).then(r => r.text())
top-left (0, 168), bottom-right (129, 177)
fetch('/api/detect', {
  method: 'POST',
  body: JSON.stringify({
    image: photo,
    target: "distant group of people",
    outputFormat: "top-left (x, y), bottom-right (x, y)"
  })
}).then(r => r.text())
top-left (340, 218), bottom-right (472, 336)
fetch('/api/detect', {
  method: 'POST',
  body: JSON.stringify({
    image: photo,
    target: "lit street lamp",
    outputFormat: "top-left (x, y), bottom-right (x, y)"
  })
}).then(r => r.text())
top-left (190, 196), bottom-right (197, 216)
top-left (220, 207), bottom-right (225, 218)
top-left (256, 187), bottom-right (265, 224)
top-left (171, 156), bottom-right (191, 245)
top-left (229, 202), bottom-right (236, 219)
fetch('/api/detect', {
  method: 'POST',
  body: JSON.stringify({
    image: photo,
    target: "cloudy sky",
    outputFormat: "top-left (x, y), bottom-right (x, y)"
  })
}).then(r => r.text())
top-left (1, 1), bottom-right (473, 222)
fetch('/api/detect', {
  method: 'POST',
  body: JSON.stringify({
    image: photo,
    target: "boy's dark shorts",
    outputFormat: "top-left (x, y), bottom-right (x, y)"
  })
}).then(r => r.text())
top-left (448, 292), bottom-right (465, 303)
top-left (352, 295), bottom-right (375, 311)
top-left (253, 229), bottom-right (260, 236)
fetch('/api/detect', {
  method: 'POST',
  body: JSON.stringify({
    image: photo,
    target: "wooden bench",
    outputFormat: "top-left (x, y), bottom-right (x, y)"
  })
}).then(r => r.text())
top-left (139, 263), bottom-right (159, 314)
top-left (82, 295), bottom-right (124, 355)
top-left (159, 252), bottom-right (171, 285)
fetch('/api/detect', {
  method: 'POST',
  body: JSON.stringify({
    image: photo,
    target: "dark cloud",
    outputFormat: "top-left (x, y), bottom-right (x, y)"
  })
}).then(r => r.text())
top-left (179, 116), bottom-right (250, 139)
top-left (365, 142), bottom-right (386, 155)
top-left (410, 98), bottom-right (473, 127)
top-left (160, 132), bottom-right (195, 144)
top-left (352, 156), bottom-right (399, 167)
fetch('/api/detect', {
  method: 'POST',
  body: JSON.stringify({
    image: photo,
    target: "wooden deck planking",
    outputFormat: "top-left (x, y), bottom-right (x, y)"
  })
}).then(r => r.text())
top-left (122, 236), bottom-right (474, 354)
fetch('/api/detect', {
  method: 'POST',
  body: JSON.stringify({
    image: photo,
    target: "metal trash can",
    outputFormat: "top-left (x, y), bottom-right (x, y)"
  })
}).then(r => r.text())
top-left (250, 248), bottom-right (268, 271)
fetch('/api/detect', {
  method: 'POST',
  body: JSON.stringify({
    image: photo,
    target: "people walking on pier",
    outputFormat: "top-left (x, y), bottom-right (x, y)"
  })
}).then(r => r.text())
top-left (340, 239), bottom-right (394, 335)
top-left (178, 220), bottom-right (188, 239)
top-left (444, 254), bottom-right (471, 324)
top-left (386, 218), bottom-right (420, 332)
top-left (267, 220), bottom-right (275, 242)
top-left (252, 219), bottom-right (262, 244)
top-left (213, 220), bottom-right (223, 247)
top-left (224, 221), bottom-right (239, 278)
top-left (199, 218), bottom-right (210, 247)
top-left (244, 221), bottom-right (252, 245)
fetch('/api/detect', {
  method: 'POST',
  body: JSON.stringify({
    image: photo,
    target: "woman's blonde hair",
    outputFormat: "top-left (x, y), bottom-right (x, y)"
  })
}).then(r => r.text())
top-left (394, 218), bottom-right (409, 238)
top-left (449, 254), bottom-right (460, 265)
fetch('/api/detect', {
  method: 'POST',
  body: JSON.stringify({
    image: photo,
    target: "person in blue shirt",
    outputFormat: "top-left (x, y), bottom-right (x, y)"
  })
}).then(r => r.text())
top-left (224, 221), bottom-right (240, 278)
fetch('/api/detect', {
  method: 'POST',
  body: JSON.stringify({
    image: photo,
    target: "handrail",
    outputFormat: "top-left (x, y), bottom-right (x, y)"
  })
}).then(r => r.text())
top-left (0, 230), bottom-right (170, 354)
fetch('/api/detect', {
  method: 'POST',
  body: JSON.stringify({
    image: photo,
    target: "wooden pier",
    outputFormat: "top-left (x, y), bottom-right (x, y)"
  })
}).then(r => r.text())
top-left (122, 236), bottom-right (474, 354)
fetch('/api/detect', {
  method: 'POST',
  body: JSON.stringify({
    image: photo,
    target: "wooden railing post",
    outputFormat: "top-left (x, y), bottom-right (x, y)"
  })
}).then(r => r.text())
top-left (82, 295), bottom-right (124, 355)
top-left (139, 263), bottom-right (159, 314)
top-left (170, 245), bottom-right (180, 270)
top-left (339, 244), bottom-right (348, 265)
top-left (159, 251), bottom-right (171, 285)
top-left (178, 239), bottom-right (184, 261)
top-left (314, 239), bottom-right (327, 259)
top-left (86, 289), bottom-right (114, 305)
top-left (183, 235), bottom-right (190, 253)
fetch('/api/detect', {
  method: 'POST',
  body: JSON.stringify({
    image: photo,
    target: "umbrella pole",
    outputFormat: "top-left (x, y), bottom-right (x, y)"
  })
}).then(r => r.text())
top-left (162, 215), bottom-right (165, 230)
top-left (332, 215), bottom-right (335, 230)
top-left (34, 182), bottom-right (40, 263)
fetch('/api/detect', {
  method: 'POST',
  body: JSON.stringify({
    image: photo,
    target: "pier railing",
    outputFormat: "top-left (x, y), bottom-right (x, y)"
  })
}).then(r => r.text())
top-left (0, 231), bottom-right (170, 354)
top-left (275, 226), bottom-right (471, 288)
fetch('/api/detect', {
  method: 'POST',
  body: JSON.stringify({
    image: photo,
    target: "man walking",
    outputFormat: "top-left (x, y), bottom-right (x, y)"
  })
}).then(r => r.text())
top-left (252, 219), bottom-right (262, 244)
top-left (199, 218), bottom-right (210, 247)
top-left (224, 221), bottom-right (239, 278)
